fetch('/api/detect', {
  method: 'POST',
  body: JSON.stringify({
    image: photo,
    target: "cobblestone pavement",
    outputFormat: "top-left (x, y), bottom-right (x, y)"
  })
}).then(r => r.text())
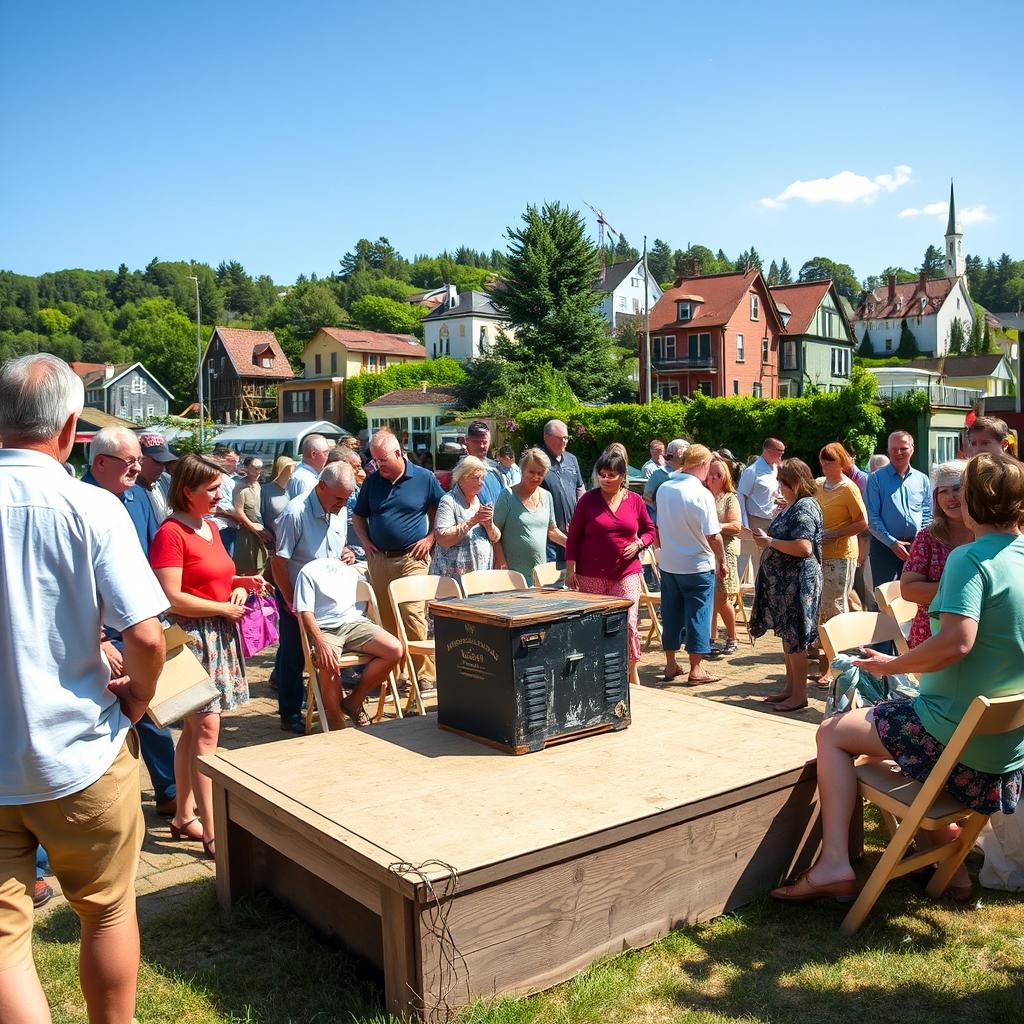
top-left (39, 611), bottom-right (823, 921)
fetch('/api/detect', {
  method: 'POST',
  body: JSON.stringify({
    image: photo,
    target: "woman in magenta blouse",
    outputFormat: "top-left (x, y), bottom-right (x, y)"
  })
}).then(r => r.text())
top-left (565, 449), bottom-right (657, 685)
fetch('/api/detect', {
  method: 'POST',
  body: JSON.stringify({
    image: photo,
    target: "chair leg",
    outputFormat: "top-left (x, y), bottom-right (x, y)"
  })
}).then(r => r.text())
top-left (304, 673), bottom-right (316, 735)
top-left (925, 813), bottom-right (988, 899)
top-left (840, 803), bottom-right (923, 935)
top-left (402, 652), bottom-right (426, 716)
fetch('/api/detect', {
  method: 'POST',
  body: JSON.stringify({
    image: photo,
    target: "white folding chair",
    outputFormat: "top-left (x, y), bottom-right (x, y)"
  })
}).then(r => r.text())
top-left (638, 547), bottom-right (662, 651)
top-left (874, 579), bottom-right (914, 654)
top-left (531, 561), bottom-right (566, 588)
top-left (459, 568), bottom-right (528, 597)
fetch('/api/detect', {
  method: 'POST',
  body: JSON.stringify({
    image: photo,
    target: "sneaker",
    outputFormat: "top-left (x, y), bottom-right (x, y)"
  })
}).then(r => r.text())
top-left (708, 639), bottom-right (738, 658)
top-left (33, 880), bottom-right (54, 909)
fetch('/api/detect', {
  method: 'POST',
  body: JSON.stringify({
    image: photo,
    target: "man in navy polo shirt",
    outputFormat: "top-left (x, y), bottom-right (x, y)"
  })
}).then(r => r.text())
top-left (459, 419), bottom-right (505, 505)
top-left (83, 426), bottom-right (177, 817)
top-left (539, 418), bottom-right (585, 562)
top-left (352, 427), bottom-right (445, 691)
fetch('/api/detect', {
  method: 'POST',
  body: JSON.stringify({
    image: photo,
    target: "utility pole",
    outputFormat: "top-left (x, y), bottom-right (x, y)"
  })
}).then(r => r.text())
top-left (643, 235), bottom-right (652, 404)
top-left (187, 275), bottom-right (205, 449)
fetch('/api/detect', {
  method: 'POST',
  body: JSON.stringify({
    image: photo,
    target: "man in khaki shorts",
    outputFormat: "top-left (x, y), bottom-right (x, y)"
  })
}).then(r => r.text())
top-left (293, 558), bottom-right (403, 728)
top-left (0, 354), bottom-right (167, 1024)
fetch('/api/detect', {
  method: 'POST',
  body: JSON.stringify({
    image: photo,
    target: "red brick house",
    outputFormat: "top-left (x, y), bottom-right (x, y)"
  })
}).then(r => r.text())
top-left (640, 269), bottom-right (786, 401)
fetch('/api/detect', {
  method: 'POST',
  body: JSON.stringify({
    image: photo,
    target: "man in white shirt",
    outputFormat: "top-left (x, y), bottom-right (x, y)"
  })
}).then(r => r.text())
top-left (737, 436), bottom-right (785, 571)
top-left (287, 433), bottom-right (331, 499)
top-left (293, 558), bottom-right (403, 729)
top-left (640, 438), bottom-right (666, 479)
top-left (0, 354), bottom-right (167, 1024)
top-left (655, 444), bottom-right (726, 686)
top-left (210, 446), bottom-right (242, 557)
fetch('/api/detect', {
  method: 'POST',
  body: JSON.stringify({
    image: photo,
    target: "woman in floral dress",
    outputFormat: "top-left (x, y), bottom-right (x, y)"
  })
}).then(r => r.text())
top-left (431, 456), bottom-right (501, 581)
top-left (750, 458), bottom-right (823, 713)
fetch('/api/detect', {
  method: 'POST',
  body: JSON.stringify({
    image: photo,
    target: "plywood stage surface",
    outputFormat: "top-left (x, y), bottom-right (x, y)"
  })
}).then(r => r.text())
top-left (201, 687), bottom-right (821, 1021)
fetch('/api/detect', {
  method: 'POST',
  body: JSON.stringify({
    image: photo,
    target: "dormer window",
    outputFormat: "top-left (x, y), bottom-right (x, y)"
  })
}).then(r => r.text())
top-left (750, 294), bottom-right (759, 320)
top-left (677, 301), bottom-right (692, 321)
top-left (262, 356), bottom-right (273, 369)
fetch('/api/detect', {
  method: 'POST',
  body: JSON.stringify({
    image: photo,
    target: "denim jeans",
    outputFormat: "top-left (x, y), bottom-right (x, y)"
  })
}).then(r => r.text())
top-left (546, 541), bottom-right (566, 564)
top-left (219, 526), bottom-right (238, 559)
top-left (660, 570), bottom-right (715, 655)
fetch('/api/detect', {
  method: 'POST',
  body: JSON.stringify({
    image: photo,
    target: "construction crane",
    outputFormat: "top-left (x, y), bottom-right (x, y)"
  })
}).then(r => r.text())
top-left (584, 201), bottom-right (620, 282)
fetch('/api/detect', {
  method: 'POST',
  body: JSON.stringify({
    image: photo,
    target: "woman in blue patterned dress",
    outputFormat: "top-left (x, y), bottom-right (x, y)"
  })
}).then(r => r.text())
top-left (749, 458), bottom-right (823, 713)
top-left (431, 456), bottom-right (502, 582)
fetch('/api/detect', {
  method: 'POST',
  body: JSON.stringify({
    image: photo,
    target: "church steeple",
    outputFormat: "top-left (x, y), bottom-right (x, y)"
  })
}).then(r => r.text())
top-left (945, 179), bottom-right (964, 279)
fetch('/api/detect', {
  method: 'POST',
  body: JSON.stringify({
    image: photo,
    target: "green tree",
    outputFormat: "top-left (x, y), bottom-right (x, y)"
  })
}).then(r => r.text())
top-left (766, 260), bottom-right (780, 286)
top-left (648, 239), bottom-right (673, 283)
top-left (349, 295), bottom-right (426, 337)
top-left (897, 320), bottom-right (919, 360)
top-left (778, 257), bottom-right (793, 285)
top-left (968, 302), bottom-right (985, 354)
top-left (117, 299), bottom-right (197, 400)
top-left (495, 202), bottom-right (627, 403)
top-left (798, 257), bottom-right (861, 302)
top-left (69, 308), bottom-right (111, 345)
top-left (947, 317), bottom-right (966, 355)
top-left (613, 234), bottom-right (639, 263)
top-left (982, 317), bottom-right (994, 354)
top-left (268, 283), bottom-right (346, 364)
top-left (338, 237), bottom-right (407, 279)
top-left (36, 308), bottom-right (72, 336)
top-left (857, 327), bottom-right (874, 359)
top-left (921, 245), bottom-right (945, 279)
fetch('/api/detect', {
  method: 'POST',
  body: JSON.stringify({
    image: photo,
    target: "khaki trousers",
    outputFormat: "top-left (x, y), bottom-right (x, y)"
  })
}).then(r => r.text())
top-left (367, 549), bottom-right (436, 682)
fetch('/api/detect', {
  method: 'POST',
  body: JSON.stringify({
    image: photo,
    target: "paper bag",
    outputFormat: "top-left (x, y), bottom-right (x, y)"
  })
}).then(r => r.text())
top-left (147, 624), bottom-right (219, 727)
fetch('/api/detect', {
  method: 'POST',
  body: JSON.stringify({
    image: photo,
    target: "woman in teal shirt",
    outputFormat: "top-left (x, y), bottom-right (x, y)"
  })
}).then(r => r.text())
top-left (772, 452), bottom-right (1024, 905)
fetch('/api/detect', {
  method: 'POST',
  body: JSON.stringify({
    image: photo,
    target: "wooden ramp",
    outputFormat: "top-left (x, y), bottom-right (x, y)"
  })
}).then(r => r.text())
top-left (201, 687), bottom-right (821, 1021)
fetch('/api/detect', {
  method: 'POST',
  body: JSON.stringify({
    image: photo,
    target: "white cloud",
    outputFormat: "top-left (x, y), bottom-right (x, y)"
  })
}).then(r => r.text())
top-left (898, 201), bottom-right (993, 224)
top-left (759, 164), bottom-right (912, 208)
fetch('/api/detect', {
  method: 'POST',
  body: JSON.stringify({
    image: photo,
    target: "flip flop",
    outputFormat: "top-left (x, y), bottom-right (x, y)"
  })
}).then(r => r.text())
top-left (771, 701), bottom-right (809, 713)
top-left (770, 868), bottom-right (857, 903)
top-left (660, 669), bottom-right (685, 683)
top-left (683, 674), bottom-right (722, 686)
top-left (763, 692), bottom-right (791, 703)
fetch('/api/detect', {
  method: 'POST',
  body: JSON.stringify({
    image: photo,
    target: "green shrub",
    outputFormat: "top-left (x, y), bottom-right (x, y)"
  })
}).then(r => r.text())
top-left (342, 357), bottom-right (466, 431)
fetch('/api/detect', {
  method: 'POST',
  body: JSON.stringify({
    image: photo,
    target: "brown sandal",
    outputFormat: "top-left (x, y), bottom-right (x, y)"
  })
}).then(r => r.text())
top-left (342, 698), bottom-right (371, 728)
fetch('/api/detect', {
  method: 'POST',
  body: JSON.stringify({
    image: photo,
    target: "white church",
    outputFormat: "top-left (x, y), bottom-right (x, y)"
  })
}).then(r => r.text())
top-left (853, 183), bottom-right (975, 357)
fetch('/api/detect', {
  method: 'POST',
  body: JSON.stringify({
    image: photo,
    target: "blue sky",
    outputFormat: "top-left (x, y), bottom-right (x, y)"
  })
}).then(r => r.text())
top-left (2, 0), bottom-right (1020, 284)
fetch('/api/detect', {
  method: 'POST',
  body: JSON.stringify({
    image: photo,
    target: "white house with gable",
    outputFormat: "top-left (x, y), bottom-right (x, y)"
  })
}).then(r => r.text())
top-left (421, 287), bottom-right (516, 362)
top-left (593, 258), bottom-right (663, 329)
top-left (853, 182), bottom-right (974, 357)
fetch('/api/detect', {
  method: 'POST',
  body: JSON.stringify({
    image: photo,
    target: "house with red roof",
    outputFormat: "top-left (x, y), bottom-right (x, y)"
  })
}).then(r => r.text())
top-left (640, 268), bottom-right (785, 401)
top-left (201, 327), bottom-right (294, 424)
top-left (770, 280), bottom-right (856, 396)
top-left (277, 327), bottom-right (427, 424)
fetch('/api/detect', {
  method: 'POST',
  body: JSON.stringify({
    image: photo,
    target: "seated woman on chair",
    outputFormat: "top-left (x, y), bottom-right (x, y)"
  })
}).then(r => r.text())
top-left (293, 558), bottom-right (404, 729)
top-left (771, 453), bottom-right (1024, 905)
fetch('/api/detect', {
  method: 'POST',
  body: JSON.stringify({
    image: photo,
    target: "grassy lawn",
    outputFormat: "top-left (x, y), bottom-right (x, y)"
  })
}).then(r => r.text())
top-left (35, 816), bottom-right (1024, 1024)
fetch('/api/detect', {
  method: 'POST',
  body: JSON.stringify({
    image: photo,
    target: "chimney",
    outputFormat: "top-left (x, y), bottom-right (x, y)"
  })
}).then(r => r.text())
top-left (104, 364), bottom-right (114, 380)
top-left (686, 257), bottom-right (701, 278)
top-left (919, 270), bottom-right (928, 291)
top-left (887, 274), bottom-right (897, 303)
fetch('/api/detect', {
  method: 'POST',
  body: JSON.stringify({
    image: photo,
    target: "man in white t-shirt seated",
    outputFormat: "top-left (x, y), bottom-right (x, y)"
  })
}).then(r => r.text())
top-left (292, 558), bottom-right (403, 729)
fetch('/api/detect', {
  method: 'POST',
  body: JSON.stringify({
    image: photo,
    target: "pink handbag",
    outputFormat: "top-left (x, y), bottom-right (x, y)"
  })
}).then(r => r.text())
top-left (238, 593), bottom-right (279, 657)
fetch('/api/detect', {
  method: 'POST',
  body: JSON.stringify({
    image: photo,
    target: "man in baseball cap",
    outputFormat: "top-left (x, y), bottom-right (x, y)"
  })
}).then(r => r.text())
top-left (138, 433), bottom-right (177, 523)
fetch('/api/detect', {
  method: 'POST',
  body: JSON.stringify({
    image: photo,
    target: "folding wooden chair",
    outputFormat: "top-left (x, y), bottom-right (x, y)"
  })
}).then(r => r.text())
top-left (733, 555), bottom-right (756, 647)
top-left (459, 568), bottom-right (528, 597)
top-left (820, 611), bottom-right (913, 671)
top-left (840, 691), bottom-right (1024, 934)
top-left (388, 575), bottom-right (461, 715)
top-left (531, 561), bottom-right (565, 588)
top-left (299, 578), bottom-right (403, 734)
top-left (873, 579), bottom-right (914, 654)
top-left (638, 547), bottom-right (662, 651)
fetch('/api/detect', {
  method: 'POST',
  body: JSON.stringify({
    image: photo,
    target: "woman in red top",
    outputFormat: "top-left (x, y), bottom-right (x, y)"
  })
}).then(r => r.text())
top-left (150, 454), bottom-right (261, 858)
top-left (565, 449), bottom-right (656, 686)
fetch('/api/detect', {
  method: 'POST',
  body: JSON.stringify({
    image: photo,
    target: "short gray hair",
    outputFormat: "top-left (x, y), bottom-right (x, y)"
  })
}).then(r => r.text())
top-left (868, 454), bottom-right (890, 472)
top-left (302, 433), bottom-right (329, 458)
top-left (452, 455), bottom-right (490, 488)
top-left (543, 419), bottom-right (567, 436)
top-left (0, 353), bottom-right (85, 441)
top-left (91, 426), bottom-right (140, 461)
top-left (666, 438), bottom-right (690, 458)
top-left (369, 427), bottom-right (400, 456)
top-left (318, 461), bottom-right (355, 491)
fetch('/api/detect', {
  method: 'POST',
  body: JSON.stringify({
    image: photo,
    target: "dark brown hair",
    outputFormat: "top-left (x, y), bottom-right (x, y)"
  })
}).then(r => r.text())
top-left (962, 453), bottom-right (1024, 528)
top-left (167, 453), bottom-right (222, 514)
top-left (777, 458), bottom-right (817, 499)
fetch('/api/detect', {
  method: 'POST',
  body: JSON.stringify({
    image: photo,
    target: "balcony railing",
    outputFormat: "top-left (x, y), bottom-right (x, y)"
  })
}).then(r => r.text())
top-left (653, 356), bottom-right (716, 371)
top-left (874, 383), bottom-right (984, 409)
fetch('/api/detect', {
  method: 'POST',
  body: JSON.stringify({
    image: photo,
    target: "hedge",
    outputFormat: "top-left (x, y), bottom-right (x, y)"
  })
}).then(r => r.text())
top-left (506, 370), bottom-right (887, 470)
top-left (343, 357), bottom-right (466, 431)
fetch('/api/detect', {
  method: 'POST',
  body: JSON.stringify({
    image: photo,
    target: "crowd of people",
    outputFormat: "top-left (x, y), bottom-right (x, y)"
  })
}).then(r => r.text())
top-left (3, 349), bottom-right (1024, 1019)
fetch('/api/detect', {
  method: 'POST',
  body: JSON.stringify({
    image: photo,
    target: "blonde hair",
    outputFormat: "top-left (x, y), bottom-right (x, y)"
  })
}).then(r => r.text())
top-left (271, 455), bottom-right (295, 482)
top-left (451, 455), bottom-right (490, 489)
top-left (962, 453), bottom-right (1024, 528)
top-left (519, 447), bottom-right (550, 473)
top-left (708, 456), bottom-right (735, 493)
top-left (681, 444), bottom-right (713, 472)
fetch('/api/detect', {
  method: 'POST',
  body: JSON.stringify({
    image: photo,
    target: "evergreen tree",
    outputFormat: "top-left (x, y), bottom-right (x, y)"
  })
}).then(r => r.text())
top-left (778, 257), bottom-right (793, 285)
top-left (857, 328), bottom-right (874, 359)
top-left (920, 244), bottom-right (944, 279)
top-left (969, 303), bottom-right (984, 354)
top-left (947, 317), bottom-right (966, 355)
top-left (982, 317), bottom-right (994, 354)
top-left (897, 320), bottom-right (919, 360)
top-left (767, 260), bottom-right (780, 287)
top-left (648, 239), bottom-right (673, 283)
top-left (495, 202), bottom-right (627, 403)
top-left (613, 234), bottom-right (639, 263)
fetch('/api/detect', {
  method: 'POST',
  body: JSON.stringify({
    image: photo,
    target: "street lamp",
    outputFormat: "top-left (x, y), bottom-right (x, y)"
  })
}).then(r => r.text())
top-left (643, 236), bottom-right (652, 405)
top-left (187, 274), bottom-right (204, 449)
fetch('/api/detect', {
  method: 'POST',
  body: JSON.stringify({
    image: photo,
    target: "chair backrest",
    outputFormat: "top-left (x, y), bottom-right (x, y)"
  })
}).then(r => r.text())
top-left (459, 568), bottom-right (528, 597)
top-left (820, 611), bottom-right (906, 667)
top-left (532, 561), bottom-right (565, 588)
top-left (355, 578), bottom-right (384, 627)
top-left (388, 574), bottom-right (461, 613)
top-left (875, 579), bottom-right (916, 638)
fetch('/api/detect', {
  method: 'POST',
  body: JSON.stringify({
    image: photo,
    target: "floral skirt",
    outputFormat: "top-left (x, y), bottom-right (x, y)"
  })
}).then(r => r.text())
top-left (575, 572), bottom-right (643, 662)
top-left (872, 698), bottom-right (1022, 815)
top-left (168, 613), bottom-right (248, 715)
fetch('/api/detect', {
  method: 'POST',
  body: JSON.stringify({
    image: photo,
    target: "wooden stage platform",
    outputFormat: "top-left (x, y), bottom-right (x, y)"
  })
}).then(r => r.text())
top-left (201, 687), bottom-right (821, 1021)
